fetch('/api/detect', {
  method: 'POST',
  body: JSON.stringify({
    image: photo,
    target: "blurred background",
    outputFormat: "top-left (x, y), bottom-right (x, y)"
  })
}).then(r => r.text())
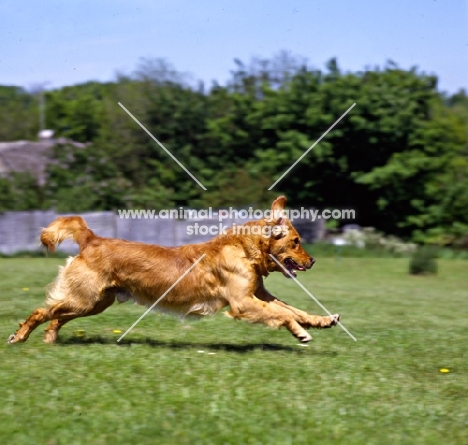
top-left (0, 0), bottom-right (467, 249)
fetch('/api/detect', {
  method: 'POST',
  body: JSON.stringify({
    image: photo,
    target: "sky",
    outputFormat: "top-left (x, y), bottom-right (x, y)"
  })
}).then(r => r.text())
top-left (0, 0), bottom-right (467, 94)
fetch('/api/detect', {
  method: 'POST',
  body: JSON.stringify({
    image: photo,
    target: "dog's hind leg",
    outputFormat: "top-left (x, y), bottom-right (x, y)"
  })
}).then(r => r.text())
top-left (7, 290), bottom-right (115, 343)
top-left (43, 318), bottom-right (70, 344)
top-left (7, 307), bottom-right (53, 344)
top-left (42, 290), bottom-right (116, 344)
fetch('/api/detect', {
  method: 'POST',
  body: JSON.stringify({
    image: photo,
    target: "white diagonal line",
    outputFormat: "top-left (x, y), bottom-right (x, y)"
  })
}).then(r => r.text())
top-left (268, 103), bottom-right (356, 190)
top-left (269, 254), bottom-right (357, 341)
top-left (118, 102), bottom-right (207, 190)
top-left (117, 254), bottom-right (206, 342)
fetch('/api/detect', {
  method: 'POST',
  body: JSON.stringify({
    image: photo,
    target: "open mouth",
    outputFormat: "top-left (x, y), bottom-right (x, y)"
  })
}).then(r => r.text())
top-left (283, 258), bottom-right (306, 278)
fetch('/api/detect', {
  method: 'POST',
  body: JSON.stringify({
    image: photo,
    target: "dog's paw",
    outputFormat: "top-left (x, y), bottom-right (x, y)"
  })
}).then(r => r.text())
top-left (43, 330), bottom-right (58, 344)
top-left (323, 314), bottom-right (340, 328)
top-left (298, 332), bottom-right (313, 343)
top-left (7, 334), bottom-right (16, 344)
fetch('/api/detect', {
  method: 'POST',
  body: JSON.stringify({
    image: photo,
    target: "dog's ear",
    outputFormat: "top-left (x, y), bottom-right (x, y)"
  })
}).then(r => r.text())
top-left (271, 196), bottom-right (288, 225)
top-left (271, 196), bottom-right (287, 212)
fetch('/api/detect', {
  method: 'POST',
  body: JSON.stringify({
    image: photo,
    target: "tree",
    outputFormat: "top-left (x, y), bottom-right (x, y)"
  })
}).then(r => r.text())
top-left (0, 86), bottom-right (37, 141)
top-left (0, 172), bottom-right (43, 211)
top-left (1, 56), bottom-right (467, 245)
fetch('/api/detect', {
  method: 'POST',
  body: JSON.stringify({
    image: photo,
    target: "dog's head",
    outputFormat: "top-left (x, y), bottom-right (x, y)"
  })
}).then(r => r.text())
top-left (265, 196), bottom-right (315, 278)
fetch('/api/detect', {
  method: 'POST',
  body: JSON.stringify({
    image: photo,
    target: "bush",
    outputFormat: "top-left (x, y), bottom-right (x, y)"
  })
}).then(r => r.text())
top-left (409, 246), bottom-right (438, 275)
top-left (341, 227), bottom-right (417, 256)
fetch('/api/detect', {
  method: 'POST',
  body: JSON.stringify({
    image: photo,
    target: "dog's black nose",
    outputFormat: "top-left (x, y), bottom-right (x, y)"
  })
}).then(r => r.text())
top-left (308, 257), bottom-right (316, 268)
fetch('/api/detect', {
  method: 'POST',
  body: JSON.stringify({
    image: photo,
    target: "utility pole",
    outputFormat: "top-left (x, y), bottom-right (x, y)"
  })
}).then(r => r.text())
top-left (39, 88), bottom-right (45, 131)
top-left (35, 81), bottom-right (50, 133)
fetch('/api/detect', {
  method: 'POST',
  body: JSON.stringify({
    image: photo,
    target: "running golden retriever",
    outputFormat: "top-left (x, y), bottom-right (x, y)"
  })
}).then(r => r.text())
top-left (7, 196), bottom-right (340, 345)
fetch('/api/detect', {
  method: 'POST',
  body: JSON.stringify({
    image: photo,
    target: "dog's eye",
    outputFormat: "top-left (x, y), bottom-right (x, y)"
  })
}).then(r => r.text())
top-left (294, 237), bottom-right (300, 245)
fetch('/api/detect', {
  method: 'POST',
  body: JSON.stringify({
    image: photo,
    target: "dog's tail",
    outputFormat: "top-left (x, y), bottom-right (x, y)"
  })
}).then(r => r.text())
top-left (41, 216), bottom-right (96, 252)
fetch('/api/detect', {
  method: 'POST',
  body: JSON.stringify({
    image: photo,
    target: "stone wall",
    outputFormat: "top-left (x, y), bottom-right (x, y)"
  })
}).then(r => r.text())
top-left (0, 210), bottom-right (324, 254)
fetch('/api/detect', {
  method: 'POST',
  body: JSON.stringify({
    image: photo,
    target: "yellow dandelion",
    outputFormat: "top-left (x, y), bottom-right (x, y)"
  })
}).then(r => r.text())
top-left (439, 368), bottom-right (450, 373)
top-left (22, 288), bottom-right (29, 291)
top-left (75, 330), bottom-right (85, 337)
top-left (113, 330), bottom-right (122, 334)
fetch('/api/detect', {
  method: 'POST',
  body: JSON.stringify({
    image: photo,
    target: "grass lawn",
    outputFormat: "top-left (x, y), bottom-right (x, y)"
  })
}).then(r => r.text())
top-left (0, 257), bottom-right (467, 444)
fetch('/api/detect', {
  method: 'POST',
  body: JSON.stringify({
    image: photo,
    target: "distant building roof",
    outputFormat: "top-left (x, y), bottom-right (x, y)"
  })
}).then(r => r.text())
top-left (0, 138), bottom-right (86, 186)
top-left (38, 129), bottom-right (55, 140)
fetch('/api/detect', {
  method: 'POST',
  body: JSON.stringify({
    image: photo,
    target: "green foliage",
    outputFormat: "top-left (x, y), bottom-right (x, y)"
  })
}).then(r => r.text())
top-left (409, 245), bottom-right (439, 275)
top-left (0, 172), bottom-right (44, 211)
top-left (44, 143), bottom-right (133, 211)
top-left (0, 56), bottom-right (467, 245)
top-left (46, 90), bottom-right (103, 142)
top-left (0, 86), bottom-right (38, 141)
top-left (357, 97), bottom-right (468, 241)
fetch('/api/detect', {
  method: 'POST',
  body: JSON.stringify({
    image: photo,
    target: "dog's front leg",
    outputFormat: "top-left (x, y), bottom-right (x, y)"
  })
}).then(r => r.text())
top-left (226, 295), bottom-right (313, 343)
top-left (254, 283), bottom-right (340, 330)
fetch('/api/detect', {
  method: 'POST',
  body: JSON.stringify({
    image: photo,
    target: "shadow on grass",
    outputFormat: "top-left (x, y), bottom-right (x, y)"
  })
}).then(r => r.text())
top-left (57, 335), bottom-right (339, 356)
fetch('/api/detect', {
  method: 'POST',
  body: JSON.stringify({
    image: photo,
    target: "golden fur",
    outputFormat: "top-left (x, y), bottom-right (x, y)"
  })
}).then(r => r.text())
top-left (7, 196), bottom-right (340, 345)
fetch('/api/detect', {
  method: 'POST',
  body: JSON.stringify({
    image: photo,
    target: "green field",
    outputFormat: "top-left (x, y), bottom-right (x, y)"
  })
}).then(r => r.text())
top-left (0, 257), bottom-right (467, 444)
